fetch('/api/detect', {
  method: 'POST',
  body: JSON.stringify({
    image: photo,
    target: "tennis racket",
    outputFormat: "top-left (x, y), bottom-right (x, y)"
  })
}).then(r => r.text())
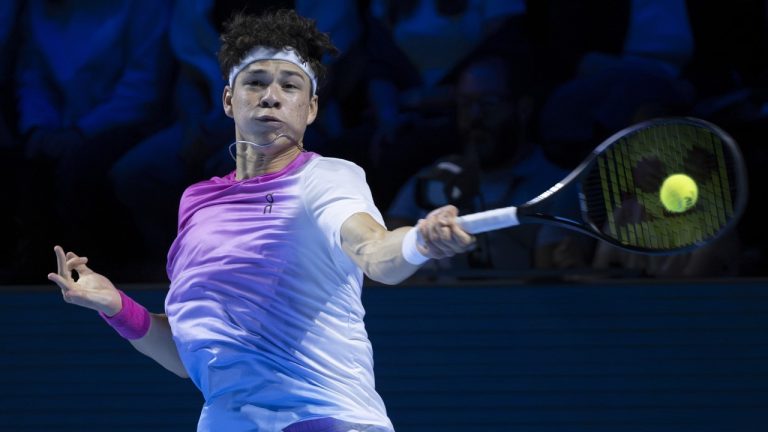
top-left (456, 117), bottom-right (748, 254)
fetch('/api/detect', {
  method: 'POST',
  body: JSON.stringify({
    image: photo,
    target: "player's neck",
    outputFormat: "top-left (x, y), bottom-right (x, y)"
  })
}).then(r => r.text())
top-left (237, 146), bottom-right (303, 180)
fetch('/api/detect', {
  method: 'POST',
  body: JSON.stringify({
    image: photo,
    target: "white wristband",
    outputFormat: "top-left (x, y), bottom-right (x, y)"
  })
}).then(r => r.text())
top-left (402, 227), bottom-right (430, 265)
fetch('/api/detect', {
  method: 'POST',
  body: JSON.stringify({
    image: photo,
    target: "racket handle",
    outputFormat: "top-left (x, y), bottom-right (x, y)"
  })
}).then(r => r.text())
top-left (456, 207), bottom-right (519, 234)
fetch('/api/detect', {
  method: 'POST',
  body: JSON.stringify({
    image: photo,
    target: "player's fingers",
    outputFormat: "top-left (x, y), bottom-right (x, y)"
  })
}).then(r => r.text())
top-left (434, 221), bottom-right (454, 242)
top-left (418, 217), bottom-right (457, 258)
top-left (53, 246), bottom-right (70, 279)
top-left (47, 272), bottom-right (73, 292)
top-left (65, 251), bottom-right (85, 264)
top-left (425, 224), bottom-right (456, 257)
top-left (73, 260), bottom-right (94, 276)
top-left (442, 205), bottom-right (459, 218)
top-left (427, 205), bottom-right (458, 220)
top-left (449, 223), bottom-right (476, 251)
top-left (67, 256), bottom-right (94, 277)
top-left (422, 218), bottom-right (446, 243)
top-left (433, 225), bottom-right (471, 255)
top-left (432, 218), bottom-right (476, 255)
top-left (66, 256), bottom-right (87, 269)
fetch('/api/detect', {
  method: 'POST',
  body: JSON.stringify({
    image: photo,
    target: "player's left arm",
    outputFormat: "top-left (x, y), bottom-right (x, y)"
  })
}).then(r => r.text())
top-left (340, 205), bottom-right (475, 285)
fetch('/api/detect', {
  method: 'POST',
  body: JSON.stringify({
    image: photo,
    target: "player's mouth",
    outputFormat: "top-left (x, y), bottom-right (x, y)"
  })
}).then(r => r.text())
top-left (256, 115), bottom-right (282, 123)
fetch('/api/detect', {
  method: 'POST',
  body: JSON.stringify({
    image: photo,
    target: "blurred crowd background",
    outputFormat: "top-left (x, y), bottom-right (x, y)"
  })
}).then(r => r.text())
top-left (1, 0), bottom-right (766, 284)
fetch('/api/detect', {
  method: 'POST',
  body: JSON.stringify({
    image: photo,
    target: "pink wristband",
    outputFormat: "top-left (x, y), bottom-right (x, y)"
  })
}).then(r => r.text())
top-left (99, 290), bottom-right (151, 340)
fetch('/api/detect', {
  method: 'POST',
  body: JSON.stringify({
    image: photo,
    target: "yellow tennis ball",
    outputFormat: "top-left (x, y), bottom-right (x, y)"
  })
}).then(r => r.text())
top-left (659, 174), bottom-right (698, 213)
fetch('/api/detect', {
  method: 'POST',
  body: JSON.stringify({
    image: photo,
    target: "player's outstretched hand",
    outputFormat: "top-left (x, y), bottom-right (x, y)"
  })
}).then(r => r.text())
top-left (416, 205), bottom-right (476, 259)
top-left (47, 246), bottom-right (122, 316)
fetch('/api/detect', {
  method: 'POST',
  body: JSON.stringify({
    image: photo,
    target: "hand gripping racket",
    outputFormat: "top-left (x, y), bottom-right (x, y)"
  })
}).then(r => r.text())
top-left (456, 117), bottom-right (748, 254)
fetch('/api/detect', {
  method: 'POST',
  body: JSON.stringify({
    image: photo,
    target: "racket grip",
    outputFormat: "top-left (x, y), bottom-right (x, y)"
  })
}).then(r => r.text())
top-left (456, 207), bottom-right (519, 234)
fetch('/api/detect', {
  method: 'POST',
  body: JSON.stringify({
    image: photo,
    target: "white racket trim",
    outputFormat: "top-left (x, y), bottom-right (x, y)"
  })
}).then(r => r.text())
top-left (456, 207), bottom-right (519, 234)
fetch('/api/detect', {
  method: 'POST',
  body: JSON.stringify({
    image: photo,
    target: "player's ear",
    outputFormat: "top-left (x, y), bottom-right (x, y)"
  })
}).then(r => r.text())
top-left (223, 85), bottom-right (234, 118)
top-left (306, 94), bottom-right (318, 125)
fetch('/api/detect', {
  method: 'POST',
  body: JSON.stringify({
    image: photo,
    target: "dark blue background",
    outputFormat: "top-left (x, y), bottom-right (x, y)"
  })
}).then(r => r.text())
top-left (2, 281), bottom-right (767, 431)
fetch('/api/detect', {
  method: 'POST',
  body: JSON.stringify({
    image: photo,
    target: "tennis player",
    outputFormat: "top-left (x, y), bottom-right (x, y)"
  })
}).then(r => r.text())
top-left (48, 9), bottom-right (474, 432)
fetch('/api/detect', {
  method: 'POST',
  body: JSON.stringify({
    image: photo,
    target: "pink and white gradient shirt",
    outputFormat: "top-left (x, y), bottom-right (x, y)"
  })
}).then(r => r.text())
top-left (165, 152), bottom-right (393, 431)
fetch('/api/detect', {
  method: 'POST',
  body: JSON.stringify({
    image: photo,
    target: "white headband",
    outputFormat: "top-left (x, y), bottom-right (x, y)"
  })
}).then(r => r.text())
top-left (228, 46), bottom-right (318, 95)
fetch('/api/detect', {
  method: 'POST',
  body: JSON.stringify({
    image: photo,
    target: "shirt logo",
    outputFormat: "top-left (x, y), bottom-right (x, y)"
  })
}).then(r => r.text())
top-left (264, 193), bottom-right (274, 214)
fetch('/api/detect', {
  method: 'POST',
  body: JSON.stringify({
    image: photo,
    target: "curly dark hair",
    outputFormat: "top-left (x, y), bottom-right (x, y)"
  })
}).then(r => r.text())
top-left (218, 9), bottom-right (339, 90)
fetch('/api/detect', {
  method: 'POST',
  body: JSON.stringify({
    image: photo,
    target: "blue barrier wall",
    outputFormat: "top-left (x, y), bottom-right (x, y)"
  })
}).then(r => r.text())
top-left (2, 280), bottom-right (767, 431)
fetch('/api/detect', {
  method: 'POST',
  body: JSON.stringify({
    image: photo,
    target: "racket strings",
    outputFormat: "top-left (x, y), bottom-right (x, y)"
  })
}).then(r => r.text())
top-left (586, 119), bottom-right (743, 251)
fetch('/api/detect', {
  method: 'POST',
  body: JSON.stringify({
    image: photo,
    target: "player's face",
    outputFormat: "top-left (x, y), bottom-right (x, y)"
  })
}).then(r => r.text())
top-left (223, 60), bottom-right (318, 154)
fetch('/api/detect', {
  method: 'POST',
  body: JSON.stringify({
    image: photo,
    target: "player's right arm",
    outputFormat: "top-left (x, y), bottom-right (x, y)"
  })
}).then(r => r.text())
top-left (341, 205), bottom-right (475, 285)
top-left (47, 246), bottom-right (189, 378)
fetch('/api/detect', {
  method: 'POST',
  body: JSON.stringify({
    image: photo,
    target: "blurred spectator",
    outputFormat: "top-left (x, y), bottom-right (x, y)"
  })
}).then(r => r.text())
top-left (683, 0), bottom-right (768, 276)
top-left (110, 0), bottom-right (295, 280)
top-left (364, 0), bottom-right (528, 207)
top-left (0, 1), bottom-right (21, 268)
top-left (293, 0), bottom-right (372, 157)
top-left (685, 0), bottom-right (768, 100)
top-left (370, 0), bottom-right (525, 88)
top-left (535, 0), bottom-right (696, 169)
top-left (588, 143), bottom-right (743, 278)
top-left (8, 0), bottom-right (174, 280)
top-left (530, 0), bottom-right (764, 278)
top-left (0, 1), bottom-right (20, 142)
top-left (110, 0), bottom-right (236, 279)
top-left (593, 232), bottom-right (742, 278)
top-left (387, 56), bottom-right (592, 273)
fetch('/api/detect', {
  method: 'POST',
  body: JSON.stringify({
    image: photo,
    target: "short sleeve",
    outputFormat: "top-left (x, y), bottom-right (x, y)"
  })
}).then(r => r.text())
top-left (302, 158), bottom-right (385, 251)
